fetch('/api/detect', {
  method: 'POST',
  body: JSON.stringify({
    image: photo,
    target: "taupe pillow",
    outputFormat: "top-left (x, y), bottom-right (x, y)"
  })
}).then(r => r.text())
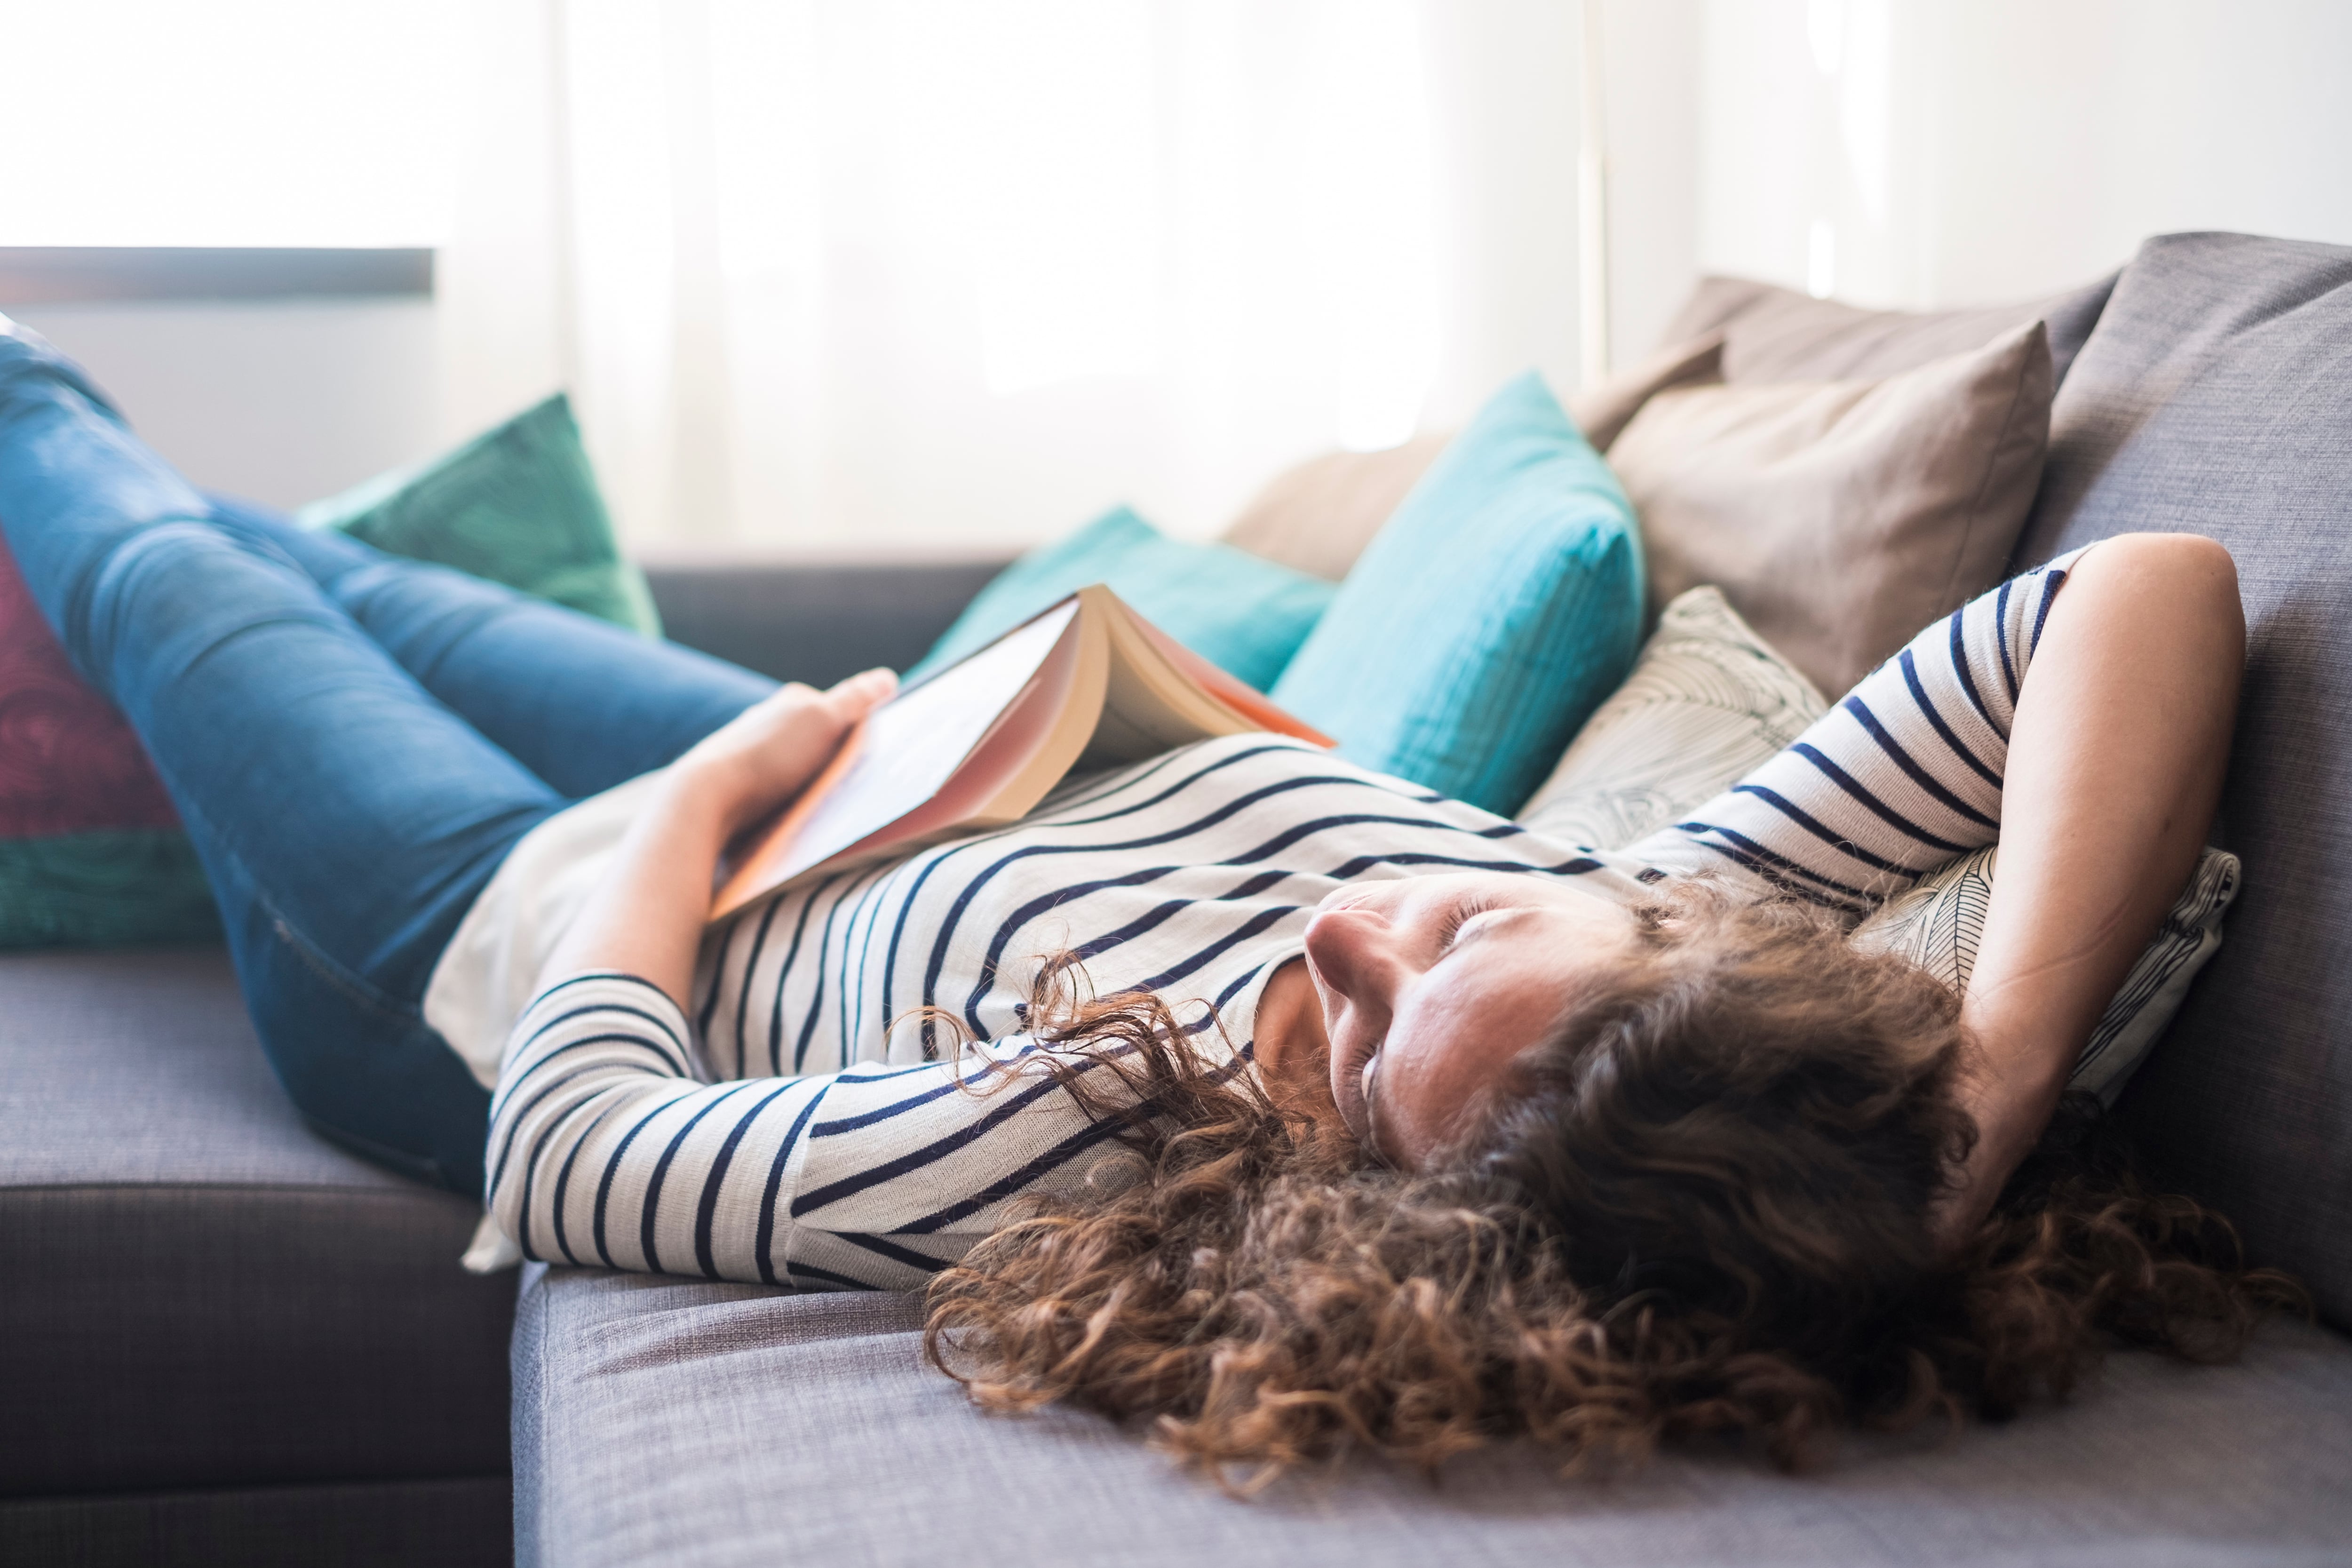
top-left (1217, 433), bottom-right (1451, 584)
top-left (1660, 272), bottom-right (2113, 388)
top-left (1561, 332), bottom-right (1724, 453)
top-left (1219, 338), bottom-right (1723, 582)
top-left (1610, 320), bottom-right (2053, 700)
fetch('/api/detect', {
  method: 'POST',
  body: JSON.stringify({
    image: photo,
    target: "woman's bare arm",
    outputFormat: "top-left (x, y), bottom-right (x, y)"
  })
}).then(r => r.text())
top-left (533, 669), bottom-right (897, 1012)
top-left (1939, 533), bottom-right (2242, 1243)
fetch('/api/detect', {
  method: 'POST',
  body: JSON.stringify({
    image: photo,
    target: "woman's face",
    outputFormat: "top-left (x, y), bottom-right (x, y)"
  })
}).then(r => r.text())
top-left (1303, 871), bottom-right (1635, 1170)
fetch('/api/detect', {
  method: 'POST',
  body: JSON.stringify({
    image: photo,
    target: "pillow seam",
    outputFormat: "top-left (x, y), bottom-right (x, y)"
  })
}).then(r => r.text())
top-left (1939, 329), bottom-right (2042, 612)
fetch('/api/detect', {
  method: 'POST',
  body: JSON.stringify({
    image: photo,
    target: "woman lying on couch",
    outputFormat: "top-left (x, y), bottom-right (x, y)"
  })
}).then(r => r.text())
top-left (0, 322), bottom-right (2293, 1480)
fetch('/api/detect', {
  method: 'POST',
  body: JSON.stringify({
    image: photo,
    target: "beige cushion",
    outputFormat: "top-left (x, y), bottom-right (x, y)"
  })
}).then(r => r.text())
top-left (1661, 273), bottom-right (2106, 385)
top-left (1219, 340), bottom-right (1723, 582)
top-left (1609, 321), bottom-right (2053, 700)
top-left (1217, 434), bottom-right (1452, 584)
top-left (1562, 332), bottom-right (1724, 453)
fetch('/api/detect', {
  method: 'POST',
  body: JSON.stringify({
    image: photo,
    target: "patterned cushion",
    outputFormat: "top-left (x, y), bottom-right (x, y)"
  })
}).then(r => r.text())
top-left (1853, 845), bottom-right (2242, 1105)
top-left (1518, 585), bottom-right (1827, 850)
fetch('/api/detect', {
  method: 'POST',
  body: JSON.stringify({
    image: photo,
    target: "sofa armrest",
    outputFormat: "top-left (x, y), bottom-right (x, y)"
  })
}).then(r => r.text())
top-left (643, 558), bottom-right (1007, 687)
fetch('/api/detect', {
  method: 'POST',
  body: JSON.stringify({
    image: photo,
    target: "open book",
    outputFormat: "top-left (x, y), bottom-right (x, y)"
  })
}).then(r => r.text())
top-left (709, 585), bottom-right (1333, 921)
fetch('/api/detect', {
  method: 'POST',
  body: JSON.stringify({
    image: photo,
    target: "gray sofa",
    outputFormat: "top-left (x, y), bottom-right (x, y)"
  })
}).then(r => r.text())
top-left (8, 232), bottom-right (2352, 1566)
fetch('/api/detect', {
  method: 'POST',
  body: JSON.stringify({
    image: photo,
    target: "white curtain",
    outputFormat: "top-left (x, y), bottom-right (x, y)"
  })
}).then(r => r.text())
top-left (437, 0), bottom-right (1586, 553)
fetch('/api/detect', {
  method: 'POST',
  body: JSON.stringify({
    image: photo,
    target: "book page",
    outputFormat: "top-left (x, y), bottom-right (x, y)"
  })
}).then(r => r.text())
top-left (714, 602), bottom-right (1079, 914)
top-left (710, 587), bottom-right (1323, 922)
top-left (1080, 587), bottom-right (1334, 766)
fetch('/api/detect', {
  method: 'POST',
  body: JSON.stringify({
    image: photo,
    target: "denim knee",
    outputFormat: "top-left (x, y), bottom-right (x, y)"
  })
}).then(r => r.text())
top-left (71, 518), bottom-right (320, 696)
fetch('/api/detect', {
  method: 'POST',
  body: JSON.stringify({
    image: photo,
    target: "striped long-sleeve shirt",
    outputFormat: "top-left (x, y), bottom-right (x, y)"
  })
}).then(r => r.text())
top-left (484, 551), bottom-right (2084, 1288)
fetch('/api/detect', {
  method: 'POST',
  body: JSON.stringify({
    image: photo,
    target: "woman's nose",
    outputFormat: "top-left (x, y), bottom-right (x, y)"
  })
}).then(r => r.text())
top-left (1303, 904), bottom-right (1409, 1011)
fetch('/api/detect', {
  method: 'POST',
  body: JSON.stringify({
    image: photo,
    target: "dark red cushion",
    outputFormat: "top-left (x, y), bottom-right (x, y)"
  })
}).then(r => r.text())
top-left (0, 533), bottom-right (180, 839)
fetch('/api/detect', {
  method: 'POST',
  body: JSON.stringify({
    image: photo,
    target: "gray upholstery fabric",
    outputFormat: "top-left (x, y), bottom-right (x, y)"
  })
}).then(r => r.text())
top-left (2010, 232), bottom-right (2352, 1326)
top-left (0, 1476), bottom-right (509, 1568)
top-left (516, 1267), bottom-right (2352, 1568)
top-left (0, 948), bottom-right (512, 1496)
top-left (646, 557), bottom-right (1008, 686)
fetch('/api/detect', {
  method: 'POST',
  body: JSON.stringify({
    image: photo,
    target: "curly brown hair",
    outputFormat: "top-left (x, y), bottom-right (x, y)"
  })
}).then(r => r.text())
top-left (921, 890), bottom-right (2303, 1487)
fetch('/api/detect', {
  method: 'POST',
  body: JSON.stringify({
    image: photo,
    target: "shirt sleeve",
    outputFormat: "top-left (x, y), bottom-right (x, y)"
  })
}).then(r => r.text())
top-left (1625, 549), bottom-right (2091, 913)
top-left (484, 972), bottom-right (1136, 1289)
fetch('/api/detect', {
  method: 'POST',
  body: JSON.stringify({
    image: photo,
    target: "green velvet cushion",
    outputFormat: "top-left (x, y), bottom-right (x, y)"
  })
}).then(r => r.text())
top-left (906, 506), bottom-right (1335, 692)
top-left (1269, 372), bottom-right (1644, 815)
top-left (298, 393), bottom-right (660, 637)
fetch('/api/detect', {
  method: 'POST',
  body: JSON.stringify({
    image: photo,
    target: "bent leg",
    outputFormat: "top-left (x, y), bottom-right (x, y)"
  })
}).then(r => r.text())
top-left (0, 323), bottom-right (556, 1190)
top-left (205, 497), bottom-right (777, 799)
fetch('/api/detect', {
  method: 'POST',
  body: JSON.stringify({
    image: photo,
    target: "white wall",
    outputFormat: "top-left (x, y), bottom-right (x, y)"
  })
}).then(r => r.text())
top-left (7, 301), bottom-right (442, 511)
top-left (1415, 0), bottom-right (1588, 429)
top-left (16, 3), bottom-right (2352, 528)
top-left (1695, 0), bottom-right (2352, 312)
top-left (1595, 0), bottom-right (1703, 365)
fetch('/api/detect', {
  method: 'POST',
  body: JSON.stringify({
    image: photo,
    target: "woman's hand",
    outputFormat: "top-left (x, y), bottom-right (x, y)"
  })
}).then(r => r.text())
top-left (671, 668), bottom-right (898, 840)
top-left (533, 669), bottom-right (897, 1014)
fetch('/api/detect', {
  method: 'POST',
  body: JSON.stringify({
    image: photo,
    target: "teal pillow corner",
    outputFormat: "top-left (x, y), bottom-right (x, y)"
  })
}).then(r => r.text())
top-left (0, 830), bottom-right (223, 949)
top-left (298, 393), bottom-right (661, 638)
top-left (907, 505), bottom-right (1335, 691)
top-left (1270, 371), bottom-right (1645, 815)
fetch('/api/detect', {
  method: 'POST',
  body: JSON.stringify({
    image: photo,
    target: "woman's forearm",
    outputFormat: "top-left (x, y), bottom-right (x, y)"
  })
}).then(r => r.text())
top-left (1942, 534), bottom-right (2242, 1241)
top-left (528, 669), bottom-right (897, 1014)
top-left (536, 766), bottom-right (734, 1011)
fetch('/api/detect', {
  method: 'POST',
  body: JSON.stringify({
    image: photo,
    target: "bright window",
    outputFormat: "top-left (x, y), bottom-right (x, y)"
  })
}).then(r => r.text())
top-left (0, 0), bottom-right (467, 247)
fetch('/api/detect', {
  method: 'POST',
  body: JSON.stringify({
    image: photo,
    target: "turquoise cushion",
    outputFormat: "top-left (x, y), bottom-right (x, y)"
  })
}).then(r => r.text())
top-left (906, 506), bottom-right (1335, 691)
top-left (1270, 372), bottom-right (1644, 815)
top-left (298, 393), bottom-right (660, 637)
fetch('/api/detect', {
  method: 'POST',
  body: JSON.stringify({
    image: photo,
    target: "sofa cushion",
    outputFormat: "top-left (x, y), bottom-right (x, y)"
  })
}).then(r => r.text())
top-left (0, 947), bottom-right (513, 1497)
top-left (1216, 338), bottom-right (1721, 585)
top-left (296, 393), bottom-right (660, 638)
top-left (2010, 231), bottom-right (2352, 1327)
top-left (515, 1266), bottom-right (2352, 1568)
top-left (1518, 584), bottom-right (1827, 851)
top-left (1269, 371), bottom-right (1643, 814)
top-left (905, 505), bottom-right (1335, 692)
top-left (1610, 322), bottom-right (2054, 699)
top-left (1661, 271), bottom-right (2117, 388)
top-left (1853, 844), bottom-right (2242, 1107)
top-left (644, 557), bottom-right (1007, 688)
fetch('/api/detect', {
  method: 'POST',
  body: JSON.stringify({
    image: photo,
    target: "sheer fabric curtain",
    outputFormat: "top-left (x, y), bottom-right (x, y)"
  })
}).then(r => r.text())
top-left (437, 0), bottom-right (1583, 553)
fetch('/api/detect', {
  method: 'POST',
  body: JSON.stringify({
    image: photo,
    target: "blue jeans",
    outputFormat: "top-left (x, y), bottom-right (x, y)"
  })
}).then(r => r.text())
top-left (0, 325), bottom-right (776, 1195)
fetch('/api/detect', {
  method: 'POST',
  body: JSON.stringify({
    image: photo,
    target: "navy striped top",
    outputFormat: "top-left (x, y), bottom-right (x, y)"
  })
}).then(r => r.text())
top-left (485, 551), bottom-right (2082, 1288)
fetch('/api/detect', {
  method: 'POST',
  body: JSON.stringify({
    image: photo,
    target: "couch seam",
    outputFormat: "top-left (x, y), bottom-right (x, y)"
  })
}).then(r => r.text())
top-left (0, 1179), bottom-right (482, 1201)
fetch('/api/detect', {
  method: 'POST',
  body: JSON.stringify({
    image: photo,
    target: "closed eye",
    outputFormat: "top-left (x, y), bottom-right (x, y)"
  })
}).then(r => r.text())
top-left (1438, 898), bottom-right (1490, 956)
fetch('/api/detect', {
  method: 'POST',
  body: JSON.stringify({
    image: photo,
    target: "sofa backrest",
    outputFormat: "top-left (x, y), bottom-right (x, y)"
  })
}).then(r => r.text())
top-left (2011, 231), bottom-right (2352, 1326)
